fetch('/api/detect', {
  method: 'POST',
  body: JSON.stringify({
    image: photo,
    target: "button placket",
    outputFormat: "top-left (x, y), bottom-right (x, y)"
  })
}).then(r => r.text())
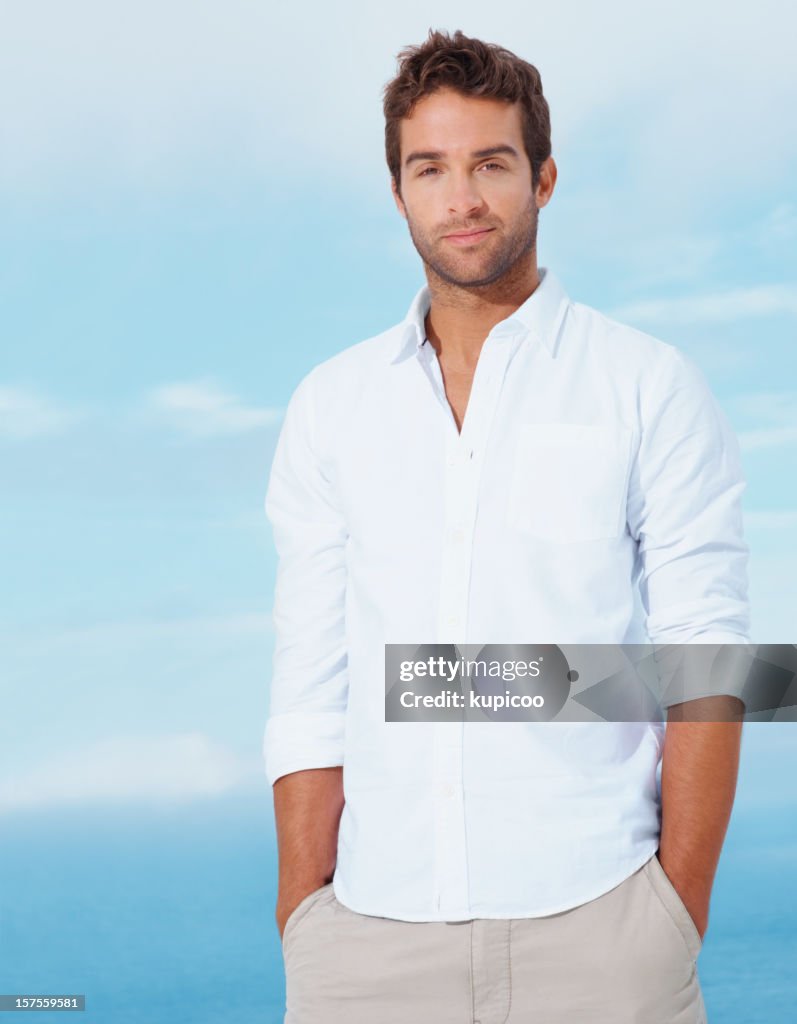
top-left (431, 334), bottom-right (518, 917)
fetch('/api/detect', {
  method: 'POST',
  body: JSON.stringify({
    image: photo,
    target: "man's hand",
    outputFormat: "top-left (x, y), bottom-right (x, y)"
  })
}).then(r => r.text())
top-left (273, 766), bottom-right (345, 942)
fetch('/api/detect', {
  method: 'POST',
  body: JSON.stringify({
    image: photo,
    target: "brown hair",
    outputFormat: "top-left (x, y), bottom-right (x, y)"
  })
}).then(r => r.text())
top-left (383, 29), bottom-right (551, 197)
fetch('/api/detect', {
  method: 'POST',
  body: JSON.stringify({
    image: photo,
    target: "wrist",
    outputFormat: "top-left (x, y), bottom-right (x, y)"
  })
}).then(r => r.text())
top-left (279, 867), bottom-right (333, 897)
top-left (276, 875), bottom-right (333, 940)
top-left (656, 849), bottom-right (712, 940)
top-left (658, 845), bottom-right (715, 893)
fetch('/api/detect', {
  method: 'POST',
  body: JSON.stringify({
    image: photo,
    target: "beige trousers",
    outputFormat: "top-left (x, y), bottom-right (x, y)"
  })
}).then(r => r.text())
top-left (280, 853), bottom-right (707, 1023)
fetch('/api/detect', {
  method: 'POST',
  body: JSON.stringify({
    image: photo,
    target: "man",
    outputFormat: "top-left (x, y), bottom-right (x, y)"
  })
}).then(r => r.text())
top-left (263, 28), bottom-right (749, 1024)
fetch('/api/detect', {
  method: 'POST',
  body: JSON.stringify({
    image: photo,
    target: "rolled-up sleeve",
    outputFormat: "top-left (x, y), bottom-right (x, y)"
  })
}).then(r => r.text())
top-left (627, 347), bottom-right (751, 656)
top-left (263, 367), bottom-right (348, 786)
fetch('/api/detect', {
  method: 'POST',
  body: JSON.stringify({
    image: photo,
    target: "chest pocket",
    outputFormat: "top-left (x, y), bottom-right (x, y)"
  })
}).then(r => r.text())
top-left (506, 423), bottom-right (633, 543)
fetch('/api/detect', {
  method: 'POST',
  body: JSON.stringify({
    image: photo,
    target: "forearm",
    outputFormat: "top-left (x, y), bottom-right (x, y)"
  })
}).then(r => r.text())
top-left (659, 696), bottom-right (744, 933)
top-left (273, 766), bottom-right (345, 936)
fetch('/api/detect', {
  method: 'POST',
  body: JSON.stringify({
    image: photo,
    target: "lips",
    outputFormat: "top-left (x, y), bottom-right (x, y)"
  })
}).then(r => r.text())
top-left (443, 228), bottom-right (495, 245)
top-left (445, 228), bottom-right (494, 239)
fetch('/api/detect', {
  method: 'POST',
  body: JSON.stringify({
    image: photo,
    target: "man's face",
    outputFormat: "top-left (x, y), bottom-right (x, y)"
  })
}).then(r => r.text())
top-left (392, 88), bottom-right (546, 289)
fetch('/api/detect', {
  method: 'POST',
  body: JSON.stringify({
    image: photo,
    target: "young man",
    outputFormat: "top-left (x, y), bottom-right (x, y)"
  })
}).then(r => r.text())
top-left (264, 29), bottom-right (749, 1024)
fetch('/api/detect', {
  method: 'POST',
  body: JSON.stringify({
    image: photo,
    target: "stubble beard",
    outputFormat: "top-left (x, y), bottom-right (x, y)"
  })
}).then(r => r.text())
top-left (405, 195), bottom-right (539, 291)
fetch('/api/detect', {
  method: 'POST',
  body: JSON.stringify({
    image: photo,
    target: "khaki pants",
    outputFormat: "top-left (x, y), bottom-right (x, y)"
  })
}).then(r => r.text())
top-left (281, 854), bottom-right (707, 1023)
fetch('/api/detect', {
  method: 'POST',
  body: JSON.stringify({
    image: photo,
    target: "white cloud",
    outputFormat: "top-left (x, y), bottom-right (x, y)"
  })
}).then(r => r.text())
top-left (7, 610), bottom-right (274, 659)
top-left (609, 284), bottom-right (797, 327)
top-left (748, 554), bottom-right (797, 643)
top-left (732, 390), bottom-right (797, 426)
top-left (0, 381), bottom-right (284, 441)
top-left (731, 391), bottom-right (797, 451)
top-left (745, 510), bottom-right (797, 530)
top-left (42, 610), bottom-right (272, 648)
top-left (0, 387), bottom-right (82, 439)
top-left (0, 0), bottom-right (793, 209)
top-left (0, 733), bottom-right (262, 813)
top-left (739, 426), bottom-right (797, 453)
top-left (754, 203), bottom-right (797, 244)
top-left (146, 378), bottom-right (283, 436)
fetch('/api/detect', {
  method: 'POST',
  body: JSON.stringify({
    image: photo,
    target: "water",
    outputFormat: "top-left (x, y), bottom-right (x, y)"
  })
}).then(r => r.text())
top-left (0, 794), bottom-right (284, 1023)
top-left (1, 795), bottom-right (794, 1023)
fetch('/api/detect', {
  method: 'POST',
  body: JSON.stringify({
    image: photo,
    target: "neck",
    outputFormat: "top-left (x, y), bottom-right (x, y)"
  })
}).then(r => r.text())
top-left (424, 257), bottom-right (541, 370)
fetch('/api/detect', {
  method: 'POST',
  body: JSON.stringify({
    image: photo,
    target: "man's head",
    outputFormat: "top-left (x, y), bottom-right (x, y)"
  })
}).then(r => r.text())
top-left (383, 29), bottom-right (556, 291)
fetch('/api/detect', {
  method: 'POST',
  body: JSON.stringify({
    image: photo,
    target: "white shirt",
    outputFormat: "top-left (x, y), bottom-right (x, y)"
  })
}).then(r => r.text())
top-left (263, 267), bottom-right (750, 921)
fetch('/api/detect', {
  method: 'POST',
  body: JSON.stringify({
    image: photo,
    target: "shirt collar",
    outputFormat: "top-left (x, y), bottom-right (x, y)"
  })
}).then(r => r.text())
top-left (388, 266), bottom-right (570, 365)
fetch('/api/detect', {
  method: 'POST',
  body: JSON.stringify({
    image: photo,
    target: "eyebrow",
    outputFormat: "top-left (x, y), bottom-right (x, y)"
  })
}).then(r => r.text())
top-left (403, 144), bottom-right (521, 168)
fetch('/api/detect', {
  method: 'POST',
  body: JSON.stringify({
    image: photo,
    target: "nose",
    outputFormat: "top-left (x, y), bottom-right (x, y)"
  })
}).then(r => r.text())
top-left (446, 172), bottom-right (487, 218)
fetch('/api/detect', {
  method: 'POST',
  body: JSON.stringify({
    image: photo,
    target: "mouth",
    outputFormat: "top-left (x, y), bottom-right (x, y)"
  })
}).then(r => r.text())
top-left (443, 227), bottom-right (495, 246)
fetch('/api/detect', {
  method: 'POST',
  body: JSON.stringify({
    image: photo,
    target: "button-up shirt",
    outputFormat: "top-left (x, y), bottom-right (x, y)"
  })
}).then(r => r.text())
top-left (263, 266), bottom-right (750, 920)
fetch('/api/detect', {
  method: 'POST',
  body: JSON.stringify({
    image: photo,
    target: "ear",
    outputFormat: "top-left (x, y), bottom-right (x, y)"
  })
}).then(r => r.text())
top-left (535, 156), bottom-right (558, 210)
top-left (391, 177), bottom-right (407, 219)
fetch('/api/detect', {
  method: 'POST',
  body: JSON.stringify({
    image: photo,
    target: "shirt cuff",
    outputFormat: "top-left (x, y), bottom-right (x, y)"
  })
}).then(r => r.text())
top-left (263, 710), bottom-right (346, 786)
top-left (652, 637), bottom-right (754, 709)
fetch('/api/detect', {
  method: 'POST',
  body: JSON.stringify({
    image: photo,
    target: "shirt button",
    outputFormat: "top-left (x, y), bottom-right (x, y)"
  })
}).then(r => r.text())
top-left (441, 784), bottom-right (455, 798)
top-left (450, 526), bottom-right (466, 543)
top-left (445, 614), bottom-right (459, 628)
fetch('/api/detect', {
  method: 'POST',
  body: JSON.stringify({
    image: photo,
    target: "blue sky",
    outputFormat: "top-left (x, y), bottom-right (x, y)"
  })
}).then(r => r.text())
top-left (1, 0), bottom-right (795, 808)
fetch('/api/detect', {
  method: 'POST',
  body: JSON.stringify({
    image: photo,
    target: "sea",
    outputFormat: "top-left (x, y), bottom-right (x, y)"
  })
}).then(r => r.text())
top-left (1, 791), bottom-right (794, 1023)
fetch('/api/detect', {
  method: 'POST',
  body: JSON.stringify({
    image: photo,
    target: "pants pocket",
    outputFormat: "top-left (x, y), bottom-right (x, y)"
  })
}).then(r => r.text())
top-left (281, 882), bottom-right (334, 953)
top-left (644, 854), bottom-right (703, 961)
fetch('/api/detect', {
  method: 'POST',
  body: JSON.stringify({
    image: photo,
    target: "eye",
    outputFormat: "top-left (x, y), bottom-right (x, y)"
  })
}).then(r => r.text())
top-left (481, 162), bottom-right (504, 171)
top-left (418, 166), bottom-right (440, 177)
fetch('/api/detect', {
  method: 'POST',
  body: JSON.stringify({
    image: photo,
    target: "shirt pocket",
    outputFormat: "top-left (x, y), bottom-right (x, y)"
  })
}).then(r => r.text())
top-left (506, 423), bottom-right (633, 543)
